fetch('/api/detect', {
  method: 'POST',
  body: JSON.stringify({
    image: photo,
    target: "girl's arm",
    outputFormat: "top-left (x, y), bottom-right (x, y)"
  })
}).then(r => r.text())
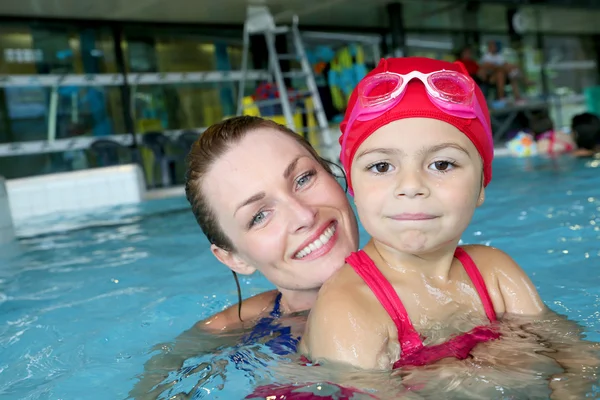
top-left (300, 277), bottom-right (392, 370)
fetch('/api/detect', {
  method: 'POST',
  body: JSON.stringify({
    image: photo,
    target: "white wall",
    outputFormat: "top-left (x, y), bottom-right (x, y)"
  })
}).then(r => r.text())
top-left (6, 164), bottom-right (146, 223)
top-left (0, 176), bottom-right (15, 243)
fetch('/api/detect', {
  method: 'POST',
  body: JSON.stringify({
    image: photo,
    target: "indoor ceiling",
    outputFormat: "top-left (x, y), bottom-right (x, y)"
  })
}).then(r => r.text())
top-left (0, 0), bottom-right (597, 29)
top-left (1, 0), bottom-right (391, 27)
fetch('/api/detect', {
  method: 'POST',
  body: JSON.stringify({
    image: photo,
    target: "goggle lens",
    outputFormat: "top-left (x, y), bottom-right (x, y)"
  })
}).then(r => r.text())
top-left (428, 72), bottom-right (473, 104)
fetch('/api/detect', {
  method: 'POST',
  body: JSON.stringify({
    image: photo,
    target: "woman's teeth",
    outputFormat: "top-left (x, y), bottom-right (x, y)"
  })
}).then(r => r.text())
top-left (294, 224), bottom-right (336, 259)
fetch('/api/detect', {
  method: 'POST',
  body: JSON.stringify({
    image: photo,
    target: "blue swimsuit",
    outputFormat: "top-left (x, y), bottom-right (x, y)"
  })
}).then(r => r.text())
top-left (237, 293), bottom-right (300, 355)
top-left (230, 293), bottom-right (301, 369)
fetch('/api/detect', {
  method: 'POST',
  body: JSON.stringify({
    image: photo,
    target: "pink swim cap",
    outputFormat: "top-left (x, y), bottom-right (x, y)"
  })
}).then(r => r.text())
top-left (339, 57), bottom-right (493, 192)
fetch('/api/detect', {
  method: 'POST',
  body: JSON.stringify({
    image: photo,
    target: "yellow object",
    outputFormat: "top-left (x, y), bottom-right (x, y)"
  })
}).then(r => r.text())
top-left (354, 44), bottom-right (365, 65)
top-left (329, 58), bottom-right (345, 111)
top-left (240, 95), bottom-right (319, 150)
top-left (136, 119), bottom-right (163, 185)
top-left (137, 119), bottom-right (163, 132)
top-left (241, 96), bottom-right (260, 117)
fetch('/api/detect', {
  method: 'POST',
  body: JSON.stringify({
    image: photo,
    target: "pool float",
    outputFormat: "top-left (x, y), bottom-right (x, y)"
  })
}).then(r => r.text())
top-left (506, 131), bottom-right (537, 157)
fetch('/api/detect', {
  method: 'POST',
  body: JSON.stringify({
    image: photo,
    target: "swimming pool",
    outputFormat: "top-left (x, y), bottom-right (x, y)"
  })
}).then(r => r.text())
top-left (1, 155), bottom-right (599, 399)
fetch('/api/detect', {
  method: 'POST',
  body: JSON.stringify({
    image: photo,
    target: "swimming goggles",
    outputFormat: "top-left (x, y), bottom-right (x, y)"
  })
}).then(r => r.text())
top-left (340, 69), bottom-right (493, 169)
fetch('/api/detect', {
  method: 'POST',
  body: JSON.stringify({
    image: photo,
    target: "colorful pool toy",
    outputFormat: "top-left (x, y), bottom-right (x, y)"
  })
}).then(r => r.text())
top-left (506, 131), bottom-right (537, 157)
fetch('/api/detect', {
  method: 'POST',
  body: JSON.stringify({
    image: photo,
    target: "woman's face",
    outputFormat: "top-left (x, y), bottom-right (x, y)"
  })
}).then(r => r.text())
top-left (203, 128), bottom-right (359, 292)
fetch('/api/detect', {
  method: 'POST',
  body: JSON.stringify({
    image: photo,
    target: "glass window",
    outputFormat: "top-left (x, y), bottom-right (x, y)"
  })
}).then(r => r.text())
top-left (0, 24), bottom-right (125, 178)
top-left (403, 1), bottom-right (465, 30)
top-left (123, 30), bottom-right (244, 130)
top-left (0, 26), bottom-right (37, 75)
top-left (477, 4), bottom-right (509, 33)
top-left (543, 36), bottom-right (597, 96)
top-left (543, 35), bottom-right (597, 128)
top-left (538, 8), bottom-right (599, 34)
top-left (405, 33), bottom-right (456, 61)
top-left (520, 36), bottom-right (545, 98)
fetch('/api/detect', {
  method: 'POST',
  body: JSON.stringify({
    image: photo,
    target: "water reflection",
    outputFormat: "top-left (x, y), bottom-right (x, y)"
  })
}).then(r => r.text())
top-left (141, 312), bottom-right (600, 399)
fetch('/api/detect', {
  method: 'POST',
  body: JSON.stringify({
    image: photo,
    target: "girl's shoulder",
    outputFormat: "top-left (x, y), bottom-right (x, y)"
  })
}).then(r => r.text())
top-left (459, 245), bottom-right (545, 315)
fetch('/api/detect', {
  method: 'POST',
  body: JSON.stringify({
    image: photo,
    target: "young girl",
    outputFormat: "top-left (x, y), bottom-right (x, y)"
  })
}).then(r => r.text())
top-left (299, 57), bottom-right (597, 397)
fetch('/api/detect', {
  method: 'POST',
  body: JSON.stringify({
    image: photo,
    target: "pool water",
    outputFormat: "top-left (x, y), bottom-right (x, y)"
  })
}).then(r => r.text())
top-left (1, 155), bottom-right (600, 399)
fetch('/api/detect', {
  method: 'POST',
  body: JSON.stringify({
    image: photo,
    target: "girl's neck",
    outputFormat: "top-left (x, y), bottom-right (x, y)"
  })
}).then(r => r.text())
top-left (276, 287), bottom-right (319, 314)
top-left (365, 239), bottom-right (460, 282)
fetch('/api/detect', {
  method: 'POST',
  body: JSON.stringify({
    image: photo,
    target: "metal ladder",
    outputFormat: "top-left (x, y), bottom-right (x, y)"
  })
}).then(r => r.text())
top-left (236, 6), bottom-right (337, 161)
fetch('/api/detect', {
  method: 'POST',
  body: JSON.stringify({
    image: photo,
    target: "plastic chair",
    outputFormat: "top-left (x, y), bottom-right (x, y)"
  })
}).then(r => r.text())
top-left (141, 131), bottom-right (177, 187)
top-left (176, 130), bottom-right (200, 157)
top-left (90, 139), bottom-right (128, 167)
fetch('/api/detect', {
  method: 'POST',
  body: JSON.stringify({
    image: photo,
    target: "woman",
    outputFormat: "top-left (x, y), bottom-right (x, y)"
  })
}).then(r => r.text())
top-left (186, 115), bottom-right (359, 329)
top-left (130, 116), bottom-right (360, 398)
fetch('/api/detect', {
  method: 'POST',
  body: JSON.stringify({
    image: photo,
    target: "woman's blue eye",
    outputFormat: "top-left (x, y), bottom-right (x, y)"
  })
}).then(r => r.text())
top-left (249, 211), bottom-right (267, 228)
top-left (296, 170), bottom-right (316, 187)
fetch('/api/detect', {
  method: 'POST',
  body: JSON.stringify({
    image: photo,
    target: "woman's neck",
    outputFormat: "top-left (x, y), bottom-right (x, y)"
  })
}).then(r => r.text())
top-left (365, 239), bottom-right (460, 282)
top-left (276, 288), bottom-right (320, 314)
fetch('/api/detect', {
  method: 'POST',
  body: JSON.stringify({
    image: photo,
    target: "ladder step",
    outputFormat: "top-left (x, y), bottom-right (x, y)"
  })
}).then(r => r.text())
top-left (288, 89), bottom-right (311, 98)
top-left (243, 90), bottom-right (312, 109)
top-left (272, 26), bottom-right (290, 35)
top-left (295, 126), bottom-right (334, 135)
top-left (238, 10), bottom-right (331, 136)
top-left (278, 54), bottom-right (300, 60)
top-left (281, 71), bottom-right (307, 79)
top-left (244, 98), bottom-right (282, 108)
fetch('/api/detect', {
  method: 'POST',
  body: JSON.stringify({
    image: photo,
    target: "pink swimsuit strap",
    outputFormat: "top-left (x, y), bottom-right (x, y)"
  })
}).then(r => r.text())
top-left (541, 130), bottom-right (574, 155)
top-left (346, 247), bottom-right (498, 365)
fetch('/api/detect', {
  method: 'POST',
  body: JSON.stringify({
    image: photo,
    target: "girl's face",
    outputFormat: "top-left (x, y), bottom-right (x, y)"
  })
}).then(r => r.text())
top-left (351, 118), bottom-right (484, 255)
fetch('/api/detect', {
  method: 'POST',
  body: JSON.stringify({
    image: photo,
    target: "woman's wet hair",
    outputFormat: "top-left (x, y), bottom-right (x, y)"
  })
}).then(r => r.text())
top-left (185, 116), bottom-right (345, 321)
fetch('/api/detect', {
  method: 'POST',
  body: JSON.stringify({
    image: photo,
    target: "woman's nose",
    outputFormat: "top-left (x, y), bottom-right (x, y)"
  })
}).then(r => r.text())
top-left (287, 197), bottom-right (317, 233)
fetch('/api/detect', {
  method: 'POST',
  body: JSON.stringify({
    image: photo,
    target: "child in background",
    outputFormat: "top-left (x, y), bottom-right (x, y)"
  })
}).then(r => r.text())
top-left (571, 112), bottom-right (600, 157)
top-left (508, 112), bottom-right (600, 158)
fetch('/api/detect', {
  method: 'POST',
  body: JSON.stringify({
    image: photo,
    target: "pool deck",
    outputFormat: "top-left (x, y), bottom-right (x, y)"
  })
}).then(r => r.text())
top-left (145, 185), bottom-right (185, 200)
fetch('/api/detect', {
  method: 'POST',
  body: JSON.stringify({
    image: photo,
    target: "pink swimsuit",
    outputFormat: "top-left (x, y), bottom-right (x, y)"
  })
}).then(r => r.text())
top-left (346, 247), bottom-right (500, 368)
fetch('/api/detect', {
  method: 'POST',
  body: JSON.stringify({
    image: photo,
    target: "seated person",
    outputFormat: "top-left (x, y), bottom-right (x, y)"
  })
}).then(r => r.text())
top-left (479, 40), bottom-right (525, 102)
top-left (570, 112), bottom-right (600, 157)
top-left (456, 46), bottom-right (481, 85)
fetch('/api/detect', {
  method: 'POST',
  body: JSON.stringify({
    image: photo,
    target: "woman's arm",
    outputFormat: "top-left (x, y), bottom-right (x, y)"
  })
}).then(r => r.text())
top-left (197, 290), bottom-right (280, 332)
top-left (129, 290), bottom-right (279, 399)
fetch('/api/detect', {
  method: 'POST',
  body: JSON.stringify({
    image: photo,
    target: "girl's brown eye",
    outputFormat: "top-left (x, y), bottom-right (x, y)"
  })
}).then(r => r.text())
top-left (434, 161), bottom-right (450, 171)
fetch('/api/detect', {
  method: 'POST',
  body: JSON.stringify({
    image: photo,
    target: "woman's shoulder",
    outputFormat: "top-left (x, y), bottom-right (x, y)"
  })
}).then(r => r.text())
top-left (195, 290), bottom-right (280, 332)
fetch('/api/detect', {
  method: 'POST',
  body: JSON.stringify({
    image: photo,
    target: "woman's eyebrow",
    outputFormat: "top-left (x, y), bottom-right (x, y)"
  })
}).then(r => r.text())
top-left (234, 192), bottom-right (265, 217)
